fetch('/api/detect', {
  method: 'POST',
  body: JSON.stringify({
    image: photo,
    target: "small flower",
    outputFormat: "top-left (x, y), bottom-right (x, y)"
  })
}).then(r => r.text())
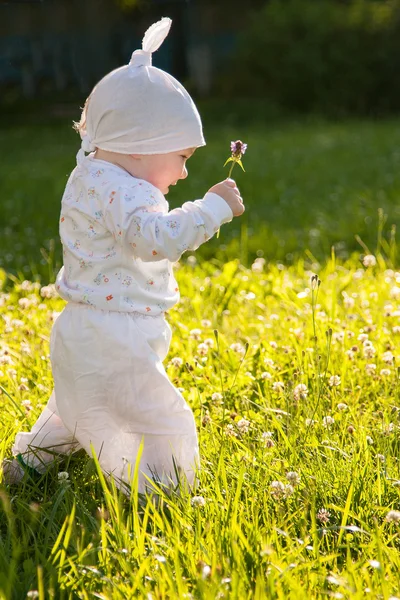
top-left (305, 418), bottom-right (317, 427)
top-left (382, 351), bottom-right (395, 365)
top-left (376, 454), bottom-right (386, 463)
top-left (366, 435), bottom-right (374, 445)
top-left (189, 329), bottom-right (202, 340)
top-left (230, 140), bottom-right (248, 158)
top-left (380, 368), bottom-right (391, 377)
top-left (230, 343), bottom-right (246, 355)
top-left (261, 371), bottom-right (272, 380)
top-left (197, 343), bottom-right (209, 356)
top-left (317, 508), bottom-right (331, 524)
top-left (363, 254), bottom-right (377, 267)
top-left (170, 357), bottom-right (183, 368)
top-left (386, 510), bottom-right (400, 523)
top-left (322, 416), bottom-right (335, 427)
top-left (329, 375), bottom-right (341, 387)
top-left (212, 392), bottom-right (223, 402)
top-left (237, 418), bottom-right (250, 433)
top-left (337, 403), bottom-right (348, 411)
top-left (294, 383), bottom-right (308, 400)
top-left (286, 471), bottom-right (301, 486)
top-left (366, 363), bottom-right (377, 375)
top-left (58, 471), bottom-right (69, 482)
top-left (270, 480), bottom-right (285, 499)
top-left (191, 495), bottom-right (206, 508)
top-left (272, 381), bottom-right (285, 393)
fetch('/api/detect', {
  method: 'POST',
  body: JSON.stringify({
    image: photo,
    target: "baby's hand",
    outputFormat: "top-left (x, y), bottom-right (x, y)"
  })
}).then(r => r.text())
top-left (208, 179), bottom-right (245, 217)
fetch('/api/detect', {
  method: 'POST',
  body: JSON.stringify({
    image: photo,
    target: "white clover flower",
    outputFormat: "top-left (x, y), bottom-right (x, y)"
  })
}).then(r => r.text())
top-left (363, 254), bottom-right (377, 267)
top-left (286, 471), bottom-right (301, 486)
top-left (332, 331), bottom-right (345, 343)
top-left (380, 368), bottom-right (391, 377)
top-left (382, 351), bottom-right (395, 365)
top-left (27, 592), bottom-right (40, 599)
top-left (366, 435), bottom-right (374, 445)
top-left (40, 284), bottom-right (58, 299)
top-left (204, 338), bottom-right (214, 348)
top-left (237, 418), bottom-right (250, 433)
top-left (305, 418), bottom-right (317, 427)
top-left (345, 350), bottom-right (355, 361)
top-left (261, 372), bottom-right (272, 380)
top-left (272, 381), bottom-right (285, 393)
top-left (363, 345), bottom-right (376, 359)
top-left (365, 363), bottom-right (377, 375)
top-left (329, 375), bottom-right (341, 387)
top-left (322, 416), bottom-right (335, 427)
top-left (264, 357), bottom-right (275, 367)
top-left (251, 258), bottom-right (265, 273)
top-left (262, 431), bottom-right (274, 440)
top-left (376, 454), bottom-right (386, 463)
top-left (21, 400), bottom-right (32, 412)
top-left (18, 298), bottom-right (31, 309)
top-left (225, 424), bottom-right (237, 437)
top-left (189, 329), bottom-right (202, 340)
top-left (337, 403), bottom-right (348, 411)
top-left (269, 341), bottom-right (278, 349)
top-left (270, 481), bottom-right (285, 499)
top-left (294, 383), bottom-right (308, 401)
top-left (390, 286), bottom-right (400, 299)
top-left (386, 510), bottom-right (400, 523)
top-left (170, 357), bottom-right (183, 368)
top-left (392, 326), bottom-right (400, 334)
top-left (58, 471), bottom-right (69, 481)
top-left (358, 333), bottom-right (369, 342)
top-left (201, 319), bottom-right (212, 328)
top-left (230, 343), bottom-right (246, 355)
top-left (191, 495), bottom-right (206, 508)
top-left (211, 392), bottom-right (223, 402)
top-left (197, 343), bottom-right (209, 356)
top-left (343, 296), bottom-right (355, 309)
top-left (317, 508), bottom-right (331, 524)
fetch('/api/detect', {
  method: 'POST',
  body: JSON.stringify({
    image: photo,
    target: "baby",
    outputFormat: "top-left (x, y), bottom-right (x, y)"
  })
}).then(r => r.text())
top-left (4, 17), bottom-right (244, 496)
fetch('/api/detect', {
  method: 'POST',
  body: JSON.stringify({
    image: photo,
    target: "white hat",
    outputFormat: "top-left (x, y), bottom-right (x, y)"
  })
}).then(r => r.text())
top-left (77, 17), bottom-right (205, 163)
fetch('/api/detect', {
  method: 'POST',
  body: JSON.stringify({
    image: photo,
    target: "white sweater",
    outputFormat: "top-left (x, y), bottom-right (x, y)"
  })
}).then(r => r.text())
top-left (55, 155), bottom-right (233, 315)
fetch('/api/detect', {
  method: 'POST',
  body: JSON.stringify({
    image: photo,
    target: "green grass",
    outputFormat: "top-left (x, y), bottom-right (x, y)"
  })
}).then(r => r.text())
top-left (2, 253), bottom-right (400, 598)
top-left (1, 106), bottom-right (400, 280)
top-left (2, 107), bottom-right (400, 597)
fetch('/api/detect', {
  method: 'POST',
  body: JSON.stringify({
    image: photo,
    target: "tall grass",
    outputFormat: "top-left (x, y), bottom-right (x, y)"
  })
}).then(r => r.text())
top-left (2, 245), bottom-right (400, 597)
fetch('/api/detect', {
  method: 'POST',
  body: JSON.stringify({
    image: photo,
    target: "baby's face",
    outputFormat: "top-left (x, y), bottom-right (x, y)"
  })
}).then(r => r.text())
top-left (131, 147), bottom-right (196, 195)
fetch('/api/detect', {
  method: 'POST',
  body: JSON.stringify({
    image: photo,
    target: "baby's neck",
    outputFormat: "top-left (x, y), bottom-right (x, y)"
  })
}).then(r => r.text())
top-left (94, 149), bottom-right (135, 177)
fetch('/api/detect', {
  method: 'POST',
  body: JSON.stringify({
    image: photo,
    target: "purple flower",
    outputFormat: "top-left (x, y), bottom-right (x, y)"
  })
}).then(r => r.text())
top-left (230, 140), bottom-right (248, 158)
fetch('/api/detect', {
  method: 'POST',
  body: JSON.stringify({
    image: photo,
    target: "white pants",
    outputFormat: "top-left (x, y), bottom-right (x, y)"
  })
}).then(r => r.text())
top-left (13, 304), bottom-right (199, 494)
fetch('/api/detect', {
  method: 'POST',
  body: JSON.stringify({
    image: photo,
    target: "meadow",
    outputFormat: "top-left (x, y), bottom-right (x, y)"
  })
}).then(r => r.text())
top-left (1, 108), bottom-right (400, 598)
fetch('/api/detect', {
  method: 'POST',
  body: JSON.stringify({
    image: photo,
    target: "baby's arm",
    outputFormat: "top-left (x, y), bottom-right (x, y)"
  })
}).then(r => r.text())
top-left (104, 186), bottom-right (236, 262)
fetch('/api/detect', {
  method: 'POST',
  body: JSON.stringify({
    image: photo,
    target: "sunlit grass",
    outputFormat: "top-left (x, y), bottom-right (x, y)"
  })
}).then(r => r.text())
top-left (2, 249), bottom-right (400, 597)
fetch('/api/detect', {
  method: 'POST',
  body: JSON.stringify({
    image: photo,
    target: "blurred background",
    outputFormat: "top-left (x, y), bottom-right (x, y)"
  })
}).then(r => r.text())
top-left (2, 0), bottom-right (400, 280)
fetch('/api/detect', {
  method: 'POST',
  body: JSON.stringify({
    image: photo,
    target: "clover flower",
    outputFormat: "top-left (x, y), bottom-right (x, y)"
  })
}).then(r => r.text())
top-left (386, 510), bottom-right (400, 523)
top-left (191, 495), bottom-right (206, 508)
top-left (217, 139), bottom-right (247, 238)
top-left (317, 508), bottom-right (331, 524)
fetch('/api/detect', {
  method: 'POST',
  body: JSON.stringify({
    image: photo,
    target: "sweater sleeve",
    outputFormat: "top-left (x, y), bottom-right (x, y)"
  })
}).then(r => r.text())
top-left (104, 186), bottom-right (233, 262)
